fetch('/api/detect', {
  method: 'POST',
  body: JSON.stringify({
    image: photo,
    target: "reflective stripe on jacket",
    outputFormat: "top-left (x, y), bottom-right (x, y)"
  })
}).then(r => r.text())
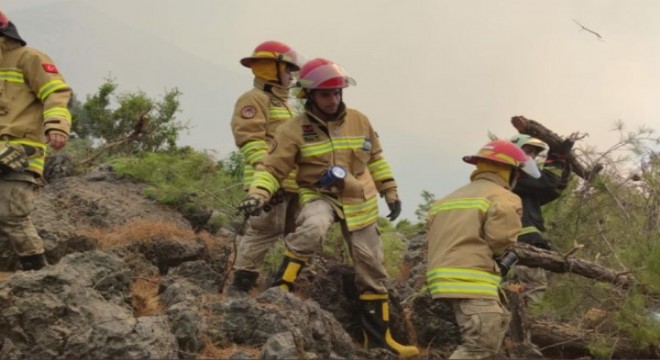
top-left (250, 104), bottom-right (397, 231)
top-left (426, 171), bottom-right (522, 300)
top-left (230, 78), bottom-right (298, 192)
top-left (0, 37), bottom-right (72, 176)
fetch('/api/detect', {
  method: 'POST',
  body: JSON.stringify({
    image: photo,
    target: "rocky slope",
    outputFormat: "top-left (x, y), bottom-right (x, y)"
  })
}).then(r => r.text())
top-left (0, 165), bottom-right (452, 359)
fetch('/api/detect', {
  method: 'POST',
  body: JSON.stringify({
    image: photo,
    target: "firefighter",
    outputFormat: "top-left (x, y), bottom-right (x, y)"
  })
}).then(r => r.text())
top-left (226, 40), bottom-right (303, 296)
top-left (426, 140), bottom-right (540, 359)
top-left (237, 58), bottom-right (419, 358)
top-left (0, 10), bottom-right (72, 271)
top-left (509, 134), bottom-right (572, 302)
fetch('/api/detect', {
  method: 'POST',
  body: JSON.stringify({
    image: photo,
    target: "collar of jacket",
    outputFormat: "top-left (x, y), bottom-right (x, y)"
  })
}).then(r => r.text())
top-left (0, 22), bottom-right (26, 47)
top-left (0, 36), bottom-right (23, 59)
top-left (304, 101), bottom-right (347, 126)
top-left (470, 170), bottom-right (512, 190)
top-left (253, 77), bottom-right (289, 98)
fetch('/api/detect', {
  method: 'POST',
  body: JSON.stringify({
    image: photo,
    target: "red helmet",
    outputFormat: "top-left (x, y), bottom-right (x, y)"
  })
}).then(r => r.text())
top-left (298, 58), bottom-right (356, 90)
top-left (463, 140), bottom-right (541, 178)
top-left (0, 9), bottom-right (9, 29)
top-left (240, 40), bottom-right (301, 70)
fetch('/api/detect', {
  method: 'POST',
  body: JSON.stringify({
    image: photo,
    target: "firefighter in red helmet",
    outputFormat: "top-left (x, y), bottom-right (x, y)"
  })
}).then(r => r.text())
top-left (237, 58), bottom-right (419, 358)
top-left (426, 140), bottom-right (540, 359)
top-left (226, 40), bottom-right (303, 296)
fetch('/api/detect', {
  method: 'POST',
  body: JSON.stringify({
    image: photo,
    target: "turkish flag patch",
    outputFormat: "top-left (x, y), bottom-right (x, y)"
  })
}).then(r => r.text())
top-left (42, 64), bottom-right (59, 73)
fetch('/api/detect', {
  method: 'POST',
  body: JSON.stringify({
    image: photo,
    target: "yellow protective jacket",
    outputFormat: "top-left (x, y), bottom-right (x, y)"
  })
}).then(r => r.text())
top-left (250, 103), bottom-right (397, 231)
top-left (0, 37), bottom-right (72, 177)
top-left (230, 78), bottom-right (298, 192)
top-left (426, 171), bottom-right (522, 300)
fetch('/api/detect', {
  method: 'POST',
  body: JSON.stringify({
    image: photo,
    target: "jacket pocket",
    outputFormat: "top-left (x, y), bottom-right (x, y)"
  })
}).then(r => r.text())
top-left (351, 147), bottom-right (370, 176)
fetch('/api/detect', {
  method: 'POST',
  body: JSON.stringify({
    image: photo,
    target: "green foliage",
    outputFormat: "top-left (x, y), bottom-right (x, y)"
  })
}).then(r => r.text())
top-left (380, 231), bottom-right (407, 278)
top-left (395, 218), bottom-right (425, 239)
top-left (538, 123), bottom-right (660, 354)
top-left (217, 150), bottom-right (246, 181)
top-left (414, 190), bottom-right (436, 222)
top-left (68, 78), bottom-right (188, 166)
top-left (111, 150), bottom-right (245, 229)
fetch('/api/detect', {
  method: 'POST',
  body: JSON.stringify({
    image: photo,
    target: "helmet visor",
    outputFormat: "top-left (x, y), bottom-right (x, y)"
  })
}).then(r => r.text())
top-left (299, 63), bottom-right (356, 89)
top-left (521, 156), bottom-right (541, 178)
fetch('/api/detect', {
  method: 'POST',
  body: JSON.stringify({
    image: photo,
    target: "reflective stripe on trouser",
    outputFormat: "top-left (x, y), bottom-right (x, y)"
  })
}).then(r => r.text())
top-left (448, 298), bottom-right (510, 359)
top-left (0, 179), bottom-right (44, 256)
top-left (285, 199), bottom-right (389, 293)
top-left (234, 192), bottom-right (299, 271)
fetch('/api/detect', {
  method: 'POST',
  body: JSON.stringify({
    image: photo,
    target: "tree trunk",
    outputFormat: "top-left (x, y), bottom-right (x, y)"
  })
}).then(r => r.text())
top-left (511, 115), bottom-right (603, 180)
top-left (509, 243), bottom-right (637, 289)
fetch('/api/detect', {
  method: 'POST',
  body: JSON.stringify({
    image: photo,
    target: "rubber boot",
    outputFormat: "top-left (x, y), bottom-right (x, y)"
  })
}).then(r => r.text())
top-left (19, 253), bottom-right (48, 271)
top-left (225, 269), bottom-right (259, 298)
top-left (359, 293), bottom-right (419, 358)
top-left (271, 250), bottom-right (307, 291)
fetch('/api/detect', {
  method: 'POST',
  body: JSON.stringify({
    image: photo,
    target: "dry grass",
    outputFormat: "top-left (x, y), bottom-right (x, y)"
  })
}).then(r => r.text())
top-left (77, 219), bottom-right (197, 250)
top-left (130, 276), bottom-right (162, 316)
top-left (0, 272), bottom-right (12, 282)
top-left (197, 336), bottom-right (260, 359)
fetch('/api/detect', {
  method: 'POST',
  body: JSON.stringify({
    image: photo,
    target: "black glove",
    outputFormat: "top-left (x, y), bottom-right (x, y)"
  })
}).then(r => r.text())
top-left (496, 252), bottom-right (518, 277)
top-left (265, 188), bottom-right (286, 211)
top-left (237, 195), bottom-right (265, 217)
top-left (519, 234), bottom-right (552, 250)
top-left (386, 200), bottom-right (402, 221)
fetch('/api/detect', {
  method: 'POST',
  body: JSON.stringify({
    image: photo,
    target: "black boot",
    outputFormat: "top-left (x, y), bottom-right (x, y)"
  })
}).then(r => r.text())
top-left (271, 250), bottom-right (307, 291)
top-left (225, 269), bottom-right (259, 297)
top-left (19, 253), bottom-right (48, 271)
top-left (359, 293), bottom-right (419, 358)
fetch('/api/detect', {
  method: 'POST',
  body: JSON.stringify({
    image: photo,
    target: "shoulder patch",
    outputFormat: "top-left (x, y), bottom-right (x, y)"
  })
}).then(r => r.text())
top-left (241, 105), bottom-right (257, 119)
top-left (42, 64), bottom-right (59, 73)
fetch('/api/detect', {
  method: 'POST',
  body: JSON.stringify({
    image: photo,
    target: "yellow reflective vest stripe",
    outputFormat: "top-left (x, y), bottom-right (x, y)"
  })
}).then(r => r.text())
top-left (426, 267), bottom-right (501, 297)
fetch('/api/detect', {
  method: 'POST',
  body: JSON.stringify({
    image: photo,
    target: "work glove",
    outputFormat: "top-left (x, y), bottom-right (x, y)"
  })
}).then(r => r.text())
top-left (264, 188), bottom-right (286, 212)
top-left (0, 144), bottom-right (29, 173)
top-left (520, 236), bottom-right (552, 250)
top-left (383, 190), bottom-right (402, 221)
top-left (237, 194), bottom-right (266, 217)
top-left (495, 251), bottom-right (518, 277)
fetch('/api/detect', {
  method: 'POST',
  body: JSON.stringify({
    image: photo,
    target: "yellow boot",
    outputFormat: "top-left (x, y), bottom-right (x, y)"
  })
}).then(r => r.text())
top-left (271, 250), bottom-right (307, 291)
top-left (359, 293), bottom-right (419, 358)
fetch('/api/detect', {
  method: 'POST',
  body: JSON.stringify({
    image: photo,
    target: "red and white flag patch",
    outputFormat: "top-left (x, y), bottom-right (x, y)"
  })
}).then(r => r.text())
top-left (42, 64), bottom-right (59, 73)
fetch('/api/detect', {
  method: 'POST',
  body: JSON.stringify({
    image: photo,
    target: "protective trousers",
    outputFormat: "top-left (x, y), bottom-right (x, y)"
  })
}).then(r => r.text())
top-left (448, 298), bottom-right (511, 359)
top-left (284, 198), bottom-right (389, 294)
top-left (0, 176), bottom-right (44, 257)
top-left (513, 265), bottom-right (548, 303)
top-left (234, 192), bottom-right (299, 271)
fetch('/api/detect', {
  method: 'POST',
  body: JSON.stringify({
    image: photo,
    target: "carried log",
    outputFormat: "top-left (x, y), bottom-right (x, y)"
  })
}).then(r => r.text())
top-left (510, 242), bottom-right (637, 289)
top-left (511, 115), bottom-right (603, 180)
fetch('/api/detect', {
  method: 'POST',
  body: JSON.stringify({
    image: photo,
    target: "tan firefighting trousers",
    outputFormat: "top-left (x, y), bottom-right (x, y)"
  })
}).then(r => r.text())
top-left (0, 173), bottom-right (44, 257)
top-left (448, 298), bottom-right (511, 359)
top-left (284, 198), bottom-right (389, 294)
top-left (513, 265), bottom-right (548, 304)
top-left (234, 192), bottom-right (299, 272)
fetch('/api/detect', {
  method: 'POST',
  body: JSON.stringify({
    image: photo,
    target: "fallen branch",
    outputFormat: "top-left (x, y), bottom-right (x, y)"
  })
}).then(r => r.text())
top-left (511, 115), bottom-right (603, 181)
top-left (510, 243), bottom-right (638, 290)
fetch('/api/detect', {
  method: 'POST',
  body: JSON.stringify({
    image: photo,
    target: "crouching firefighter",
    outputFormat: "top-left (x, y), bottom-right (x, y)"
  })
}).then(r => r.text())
top-left (425, 140), bottom-right (540, 359)
top-left (0, 9), bottom-right (73, 271)
top-left (237, 58), bottom-right (419, 358)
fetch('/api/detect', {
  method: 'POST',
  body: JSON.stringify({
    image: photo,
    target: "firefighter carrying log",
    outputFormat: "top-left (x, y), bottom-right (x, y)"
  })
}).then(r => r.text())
top-left (508, 134), bottom-right (573, 303)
